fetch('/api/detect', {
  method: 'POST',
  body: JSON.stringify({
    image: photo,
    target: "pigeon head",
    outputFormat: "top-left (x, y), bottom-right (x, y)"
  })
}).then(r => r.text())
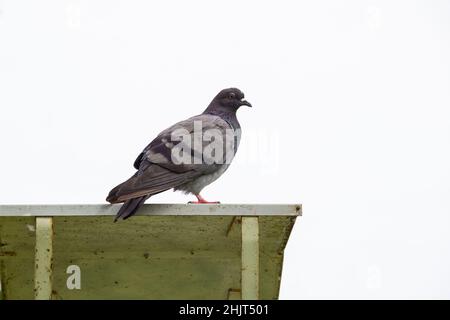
top-left (204, 88), bottom-right (252, 114)
top-left (216, 88), bottom-right (252, 109)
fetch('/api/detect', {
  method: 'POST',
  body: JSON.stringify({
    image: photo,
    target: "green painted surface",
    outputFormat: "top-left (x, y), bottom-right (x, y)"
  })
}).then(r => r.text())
top-left (0, 215), bottom-right (296, 300)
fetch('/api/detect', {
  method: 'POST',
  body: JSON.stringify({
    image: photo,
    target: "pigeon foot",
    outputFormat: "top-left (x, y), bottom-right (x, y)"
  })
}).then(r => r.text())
top-left (188, 194), bottom-right (221, 204)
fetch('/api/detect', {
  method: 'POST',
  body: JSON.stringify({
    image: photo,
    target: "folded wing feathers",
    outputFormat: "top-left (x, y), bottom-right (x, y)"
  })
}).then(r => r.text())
top-left (108, 114), bottom-right (234, 203)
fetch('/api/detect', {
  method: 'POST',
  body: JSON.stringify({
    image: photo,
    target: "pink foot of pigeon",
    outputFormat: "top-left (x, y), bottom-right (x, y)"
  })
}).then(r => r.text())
top-left (189, 194), bottom-right (221, 204)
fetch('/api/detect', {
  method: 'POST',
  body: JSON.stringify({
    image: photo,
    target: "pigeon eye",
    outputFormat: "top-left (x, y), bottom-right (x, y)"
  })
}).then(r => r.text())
top-left (229, 92), bottom-right (236, 99)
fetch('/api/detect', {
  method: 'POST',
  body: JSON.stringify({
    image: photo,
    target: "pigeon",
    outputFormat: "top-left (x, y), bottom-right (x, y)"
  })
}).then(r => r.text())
top-left (107, 88), bottom-right (252, 221)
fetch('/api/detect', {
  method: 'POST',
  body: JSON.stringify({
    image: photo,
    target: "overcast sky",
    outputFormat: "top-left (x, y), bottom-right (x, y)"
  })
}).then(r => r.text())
top-left (1, 0), bottom-right (449, 299)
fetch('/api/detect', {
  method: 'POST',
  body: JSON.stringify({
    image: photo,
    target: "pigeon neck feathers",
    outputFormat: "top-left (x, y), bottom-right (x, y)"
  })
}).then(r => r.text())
top-left (202, 103), bottom-right (241, 130)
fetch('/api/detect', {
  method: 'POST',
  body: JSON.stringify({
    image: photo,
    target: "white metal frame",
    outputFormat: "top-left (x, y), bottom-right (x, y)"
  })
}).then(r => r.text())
top-left (0, 204), bottom-right (300, 217)
top-left (34, 217), bottom-right (53, 300)
top-left (241, 217), bottom-right (260, 300)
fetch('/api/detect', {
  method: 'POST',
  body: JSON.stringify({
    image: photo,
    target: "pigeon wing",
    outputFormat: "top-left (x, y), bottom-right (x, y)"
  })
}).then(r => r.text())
top-left (108, 114), bottom-right (234, 203)
top-left (134, 114), bottom-right (235, 173)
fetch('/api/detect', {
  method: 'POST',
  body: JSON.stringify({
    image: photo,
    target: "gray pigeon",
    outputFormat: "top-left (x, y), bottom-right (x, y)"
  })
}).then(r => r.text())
top-left (107, 88), bottom-right (252, 221)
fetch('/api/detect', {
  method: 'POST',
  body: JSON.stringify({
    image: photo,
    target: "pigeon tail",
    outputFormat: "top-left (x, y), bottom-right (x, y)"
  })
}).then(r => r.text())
top-left (106, 172), bottom-right (139, 204)
top-left (114, 196), bottom-right (148, 222)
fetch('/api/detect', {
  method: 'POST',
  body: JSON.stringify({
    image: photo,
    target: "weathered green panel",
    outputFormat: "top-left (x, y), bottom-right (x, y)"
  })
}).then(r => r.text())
top-left (0, 213), bottom-right (297, 300)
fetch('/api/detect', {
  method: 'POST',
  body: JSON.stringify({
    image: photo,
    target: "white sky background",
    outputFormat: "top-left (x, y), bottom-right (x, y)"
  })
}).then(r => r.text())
top-left (1, 0), bottom-right (449, 299)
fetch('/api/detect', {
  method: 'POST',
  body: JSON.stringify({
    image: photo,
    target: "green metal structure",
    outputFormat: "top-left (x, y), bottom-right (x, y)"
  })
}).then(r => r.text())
top-left (0, 204), bottom-right (300, 300)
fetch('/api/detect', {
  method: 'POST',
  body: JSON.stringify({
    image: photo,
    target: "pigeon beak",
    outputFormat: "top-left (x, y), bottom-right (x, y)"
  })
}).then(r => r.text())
top-left (240, 99), bottom-right (252, 108)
